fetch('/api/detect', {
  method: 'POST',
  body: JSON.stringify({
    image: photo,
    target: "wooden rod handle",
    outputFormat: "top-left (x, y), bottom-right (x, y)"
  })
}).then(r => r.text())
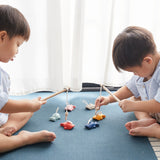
top-left (102, 85), bottom-right (120, 102)
top-left (42, 88), bottom-right (68, 101)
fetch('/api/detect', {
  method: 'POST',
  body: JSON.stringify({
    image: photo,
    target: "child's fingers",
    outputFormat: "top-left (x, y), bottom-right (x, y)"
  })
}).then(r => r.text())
top-left (36, 97), bottom-right (47, 105)
top-left (41, 100), bottom-right (47, 105)
top-left (119, 102), bottom-right (127, 112)
top-left (118, 102), bottom-right (123, 109)
top-left (95, 98), bottom-right (101, 107)
top-left (95, 106), bottom-right (100, 110)
top-left (37, 97), bottom-right (41, 100)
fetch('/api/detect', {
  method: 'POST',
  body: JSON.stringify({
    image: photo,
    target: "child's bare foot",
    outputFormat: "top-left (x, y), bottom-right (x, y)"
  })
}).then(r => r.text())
top-left (129, 123), bottom-right (160, 138)
top-left (18, 130), bottom-right (56, 145)
top-left (0, 126), bottom-right (16, 136)
top-left (125, 118), bottom-right (156, 131)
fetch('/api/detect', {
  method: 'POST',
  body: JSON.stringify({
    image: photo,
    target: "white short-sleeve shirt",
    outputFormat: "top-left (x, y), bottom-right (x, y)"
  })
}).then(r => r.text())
top-left (0, 66), bottom-right (10, 126)
top-left (126, 60), bottom-right (160, 122)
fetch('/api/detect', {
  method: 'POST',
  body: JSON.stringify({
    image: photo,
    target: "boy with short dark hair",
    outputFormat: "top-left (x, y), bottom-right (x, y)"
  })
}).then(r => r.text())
top-left (95, 26), bottom-right (160, 138)
top-left (0, 5), bottom-right (56, 153)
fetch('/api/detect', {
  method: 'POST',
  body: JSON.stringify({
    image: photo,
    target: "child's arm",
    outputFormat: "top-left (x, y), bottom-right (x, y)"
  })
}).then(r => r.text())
top-left (0, 97), bottom-right (46, 113)
top-left (119, 99), bottom-right (160, 113)
top-left (95, 86), bottom-right (133, 108)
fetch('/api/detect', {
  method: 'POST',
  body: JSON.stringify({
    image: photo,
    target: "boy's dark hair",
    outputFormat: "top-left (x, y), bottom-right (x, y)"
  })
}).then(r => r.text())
top-left (0, 5), bottom-right (30, 41)
top-left (112, 26), bottom-right (157, 71)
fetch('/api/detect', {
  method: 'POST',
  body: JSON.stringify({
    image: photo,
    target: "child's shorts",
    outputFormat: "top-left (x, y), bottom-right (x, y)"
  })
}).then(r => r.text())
top-left (0, 113), bottom-right (8, 127)
top-left (150, 113), bottom-right (160, 123)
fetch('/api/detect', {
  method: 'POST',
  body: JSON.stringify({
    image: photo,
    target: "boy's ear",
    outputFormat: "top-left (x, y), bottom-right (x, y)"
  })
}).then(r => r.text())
top-left (0, 31), bottom-right (7, 42)
top-left (143, 56), bottom-right (153, 64)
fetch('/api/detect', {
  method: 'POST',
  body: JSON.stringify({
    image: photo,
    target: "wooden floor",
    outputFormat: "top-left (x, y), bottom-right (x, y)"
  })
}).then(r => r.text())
top-left (149, 137), bottom-right (160, 160)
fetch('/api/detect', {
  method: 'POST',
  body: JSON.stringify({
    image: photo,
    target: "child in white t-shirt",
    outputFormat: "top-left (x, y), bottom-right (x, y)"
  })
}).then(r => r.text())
top-left (95, 26), bottom-right (160, 138)
top-left (0, 5), bottom-right (56, 153)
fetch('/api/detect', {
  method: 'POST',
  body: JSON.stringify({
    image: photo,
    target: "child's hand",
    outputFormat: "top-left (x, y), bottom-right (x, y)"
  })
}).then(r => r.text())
top-left (31, 97), bottom-right (46, 112)
top-left (119, 99), bottom-right (135, 112)
top-left (95, 96), bottom-right (110, 109)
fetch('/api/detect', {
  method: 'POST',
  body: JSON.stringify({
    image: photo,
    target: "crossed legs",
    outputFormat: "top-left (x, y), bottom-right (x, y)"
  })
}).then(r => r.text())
top-left (125, 97), bottom-right (160, 138)
top-left (0, 112), bottom-right (33, 136)
top-left (0, 112), bottom-right (56, 153)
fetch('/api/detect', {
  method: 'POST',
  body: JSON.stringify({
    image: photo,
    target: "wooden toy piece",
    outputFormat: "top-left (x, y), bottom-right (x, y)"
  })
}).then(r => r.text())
top-left (49, 107), bottom-right (61, 122)
top-left (86, 103), bottom-right (95, 110)
top-left (42, 88), bottom-right (69, 101)
top-left (92, 112), bottom-right (106, 121)
top-left (60, 121), bottom-right (75, 130)
top-left (102, 85), bottom-right (120, 102)
top-left (94, 84), bottom-right (103, 114)
top-left (65, 104), bottom-right (76, 111)
top-left (64, 87), bottom-right (76, 112)
top-left (100, 84), bottom-right (102, 97)
top-left (65, 110), bottom-right (68, 121)
top-left (85, 118), bottom-right (99, 130)
top-left (85, 121), bottom-right (99, 130)
top-left (66, 87), bottom-right (69, 105)
top-left (83, 100), bottom-right (95, 110)
top-left (88, 118), bottom-right (92, 124)
top-left (95, 107), bottom-right (99, 115)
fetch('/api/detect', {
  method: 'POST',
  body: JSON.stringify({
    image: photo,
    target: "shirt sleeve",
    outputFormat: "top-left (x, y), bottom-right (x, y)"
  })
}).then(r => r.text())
top-left (153, 70), bottom-right (160, 103)
top-left (0, 68), bottom-right (9, 110)
top-left (154, 89), bottom-right (160, 103)
top-left (125, 75), bottom-right (140, 98)
top-left (0, 90), bottom-right (8, 110)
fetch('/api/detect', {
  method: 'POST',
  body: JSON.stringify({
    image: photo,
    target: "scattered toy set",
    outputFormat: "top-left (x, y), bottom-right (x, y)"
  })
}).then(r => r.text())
top-left (49, 102), bottom-right (105, 130)
top-left (47, 85), bottom-right (119, 130)
top-left (48, 85), bottom-right (108, 130)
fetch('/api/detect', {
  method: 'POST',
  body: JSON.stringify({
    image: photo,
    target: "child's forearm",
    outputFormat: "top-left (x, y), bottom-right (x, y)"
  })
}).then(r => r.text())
top-left (0, 99), bottom-right (36, 113)
top-left (133, 99), bottom-right (160, 113)
top-left (108, 86), bottom-right (133, 103)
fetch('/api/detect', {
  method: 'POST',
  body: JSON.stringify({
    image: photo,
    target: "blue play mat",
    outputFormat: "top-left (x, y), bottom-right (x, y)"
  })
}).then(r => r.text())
top-left (0, 91), bottom-right (157, 160)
